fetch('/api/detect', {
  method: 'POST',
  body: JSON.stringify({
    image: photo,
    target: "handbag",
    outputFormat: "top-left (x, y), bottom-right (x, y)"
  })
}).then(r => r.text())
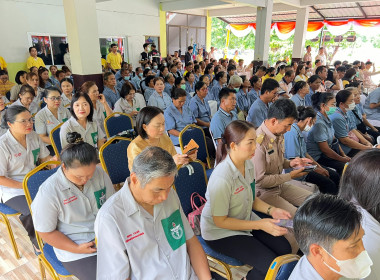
top-left (188, 192), bottom-right (206, 235)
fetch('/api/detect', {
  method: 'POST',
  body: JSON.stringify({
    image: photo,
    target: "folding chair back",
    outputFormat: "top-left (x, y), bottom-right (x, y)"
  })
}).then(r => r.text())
top-left (50, 122), bottom-right (63, 159)
top-left (179, 124), bottom-right (211, 169)
top-left (99, 137), bottom-right (131, 185)
top-left (264, 254), bottom-right (300, 280)
top-left (104, 112), bottom-right (133, 138)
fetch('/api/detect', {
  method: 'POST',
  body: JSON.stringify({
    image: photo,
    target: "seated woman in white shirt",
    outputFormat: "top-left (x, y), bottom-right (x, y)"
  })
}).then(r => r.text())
top-left (10, 85), bottom-right (39, 116)
top-left (32, 132), bottom-right (114, 280)
top-left (34, 87), bottom-right (71, 155)
top-left (79, 81), bottom-right (112, 135)
top-left (114, 82), bottom-right (146, 126)
top-left (60, 92), bottom-right (106, 150)
top-left (60, 78), bottom-right (74, 108)
top-left (339, 149), bottom-right (380, 280)
top-left (0, 105), bottom-right (52, 254)
top-left (201, 120), bottom-right (292, 280)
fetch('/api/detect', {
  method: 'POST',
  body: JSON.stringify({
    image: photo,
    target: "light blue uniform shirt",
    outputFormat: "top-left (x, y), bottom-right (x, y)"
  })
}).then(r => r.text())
top-left (284, 124), bottom-right (307, 159)
top-left (164, 103), bottom-right (196, 145)
top-left (210, 108), bottom-right (238, 139)
top-left (185, 81), bottom-right (195, 95)
top-left (304, 88), bottom-right (315, 107)
top-left (330, 108), bottom-right (352, 154)
top-left (164, 82), bottom-right (173, 95)
top-left (50, 76), bottom-right (60, 86)
top-left (131, 77), bottom-right (142, 90)
top-left (289, 256), bottom-right (323, 280)
top-left (246, 98), bottom-right (269, 128)
top-left (144, 88), bottom-right (155, 102)
top-left (350, 104), bottom-right (364, 127)
top-left (364, 87), bottom-right (380, 120)
top-left (114, 70), bottom-right (122, 81)
top-left (247, 89), bottom-right (259, 105)
top-left (103, 86), bottom-right (120, 109)
top-left (306, 112), bottom-right (335, 161)
top-left (236, 89), bottom-right (251, 112)
top-left (290, 94), bottom-right (306, 107)
top-left (206, 83), bottom-right (222, 102)
top-left (147, 91), bottom-right (172, 111)
top-left (347, 110), bottom-right (358, 131)
top-left (189, 94), bottom-right (211, 127)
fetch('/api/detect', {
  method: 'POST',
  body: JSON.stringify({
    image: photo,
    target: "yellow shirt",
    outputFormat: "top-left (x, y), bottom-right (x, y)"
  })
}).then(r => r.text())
top-left (0, 57), bottom-right (7, 70)
top-left (262, 74), bottom-right (271, 83)
top-left (275, 73), bottom-right (284, 82)
top-left (0, 81), bottom-right (15, 97)
top-left (26, 56), bottom-right (45, 69)
top-left (342, 80), bottom-right (350, 88)
top-left (196, 54), bottom-right (203, 62)
top-left (106, 52), bottom-right (122, 70)
top-left (233, 55), bottom-right (239, 63)
top-left (127, 134), bottom-right (177, 171)
top-left (101, 58), bottom-right (107, 69)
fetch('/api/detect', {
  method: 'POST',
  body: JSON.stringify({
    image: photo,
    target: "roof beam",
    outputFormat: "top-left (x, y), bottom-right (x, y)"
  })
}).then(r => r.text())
top-left (277, 0), bottom-right (302, 8)
top-left (160, 0), bottom-right (227, 11)
top-left (223, 0), bottom-right (266, 7)
top-left (208, 6), bottom-right (257, 16)
top-left (356, 2), bottom-right (367, 18)
top-left (310, 5), bottom-right (325, 20)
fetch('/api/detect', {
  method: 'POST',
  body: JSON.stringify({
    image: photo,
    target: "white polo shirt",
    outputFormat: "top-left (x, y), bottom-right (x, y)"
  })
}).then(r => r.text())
top-left (289, 255), bottom-right (323, 280)
top-left (0, 108), bottom-right (7, 137)
top-left (201, 154), bottom-right (260, 241)
top-left (59, 116), bottom-right (106, 149)
top-left (10, 99), bottom-right (39, 116)
top-left (95, 182), bottom-right (197, 280)
top-left (0, 130), bottom-right (50, 202)
top-left (61, 93), bottom-right (72, 108)
top-left (31, 166), bottom-right (114, 262)
top-left (34, 106), bottom-right (70, 137)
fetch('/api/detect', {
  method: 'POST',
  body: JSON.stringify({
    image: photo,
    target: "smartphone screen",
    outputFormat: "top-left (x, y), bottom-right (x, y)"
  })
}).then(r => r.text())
top-left (276, 219), bottom-right (293, 228)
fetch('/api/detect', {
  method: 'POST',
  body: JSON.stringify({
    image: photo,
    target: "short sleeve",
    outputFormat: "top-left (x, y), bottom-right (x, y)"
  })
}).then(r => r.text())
top-left (331, 116), bottom-right (348, 138)
top-left (127, 140), bottom-right (142, 171)
top-left (313, 123), bottom-right (329, 143)
top-left (31, 187), bottom-right (59, 233)
top-left (97, 123), bottom-right (106, 140)
top-left (59, 122), bottom-right (70, 149)
top-left (0, 146), bottom-right (8, 177)
top-left (189, 100), bottom-right (199, 118)
top-left (106, 55), bottom-right (111, 63)
top-left (164, 110), bottom-right (177, 131)
top-left (207, 177), bottom-right (232, 217)
top-left (284, 131), bottom-right (300, 159)
top-left (210, 115), bottom-right (224, 139)
top-left (147, 95), bottom-right (158, 107)
top-left (95, 212), bottom-right (131, 280)
top-left (38, 136), bottom-right (51, 159)
top-left (34, 111), bottom-right (47, 135)
top-left (369, 91), bottom-right (380, 104)
top-left (10, 85), bottom-right (19, 101)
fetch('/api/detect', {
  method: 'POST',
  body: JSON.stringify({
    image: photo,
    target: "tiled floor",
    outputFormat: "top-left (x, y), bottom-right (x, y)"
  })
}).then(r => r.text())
top-left (0, 215), bottom-right (77, 280)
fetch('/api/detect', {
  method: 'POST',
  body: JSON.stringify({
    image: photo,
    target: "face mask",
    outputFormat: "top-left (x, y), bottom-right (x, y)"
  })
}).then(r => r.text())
top-left (153, 66), bottom-right (158, 70)
top-left (304, 124), bottom-right (312, 132)
top-left (326, 106), bottom-right (337, 115)
top-left (347, 102), bottom-right (356, 111)
top-left (124, 76), bottom-right (130, 81)
top-left (163, 63), bottom-right (167, 67)
top-left (351, 75), bottom-right (355, 80)
top-left (145, 67), bottom-right (151, 70)
top-left (180, 84), bottom-right (186, 90)
top-left (322, 248), bottom-right (372, 279)
top-left (138, 73), bottom-right (143, 77)
top-left (234, 88), bottom-right (240, 92)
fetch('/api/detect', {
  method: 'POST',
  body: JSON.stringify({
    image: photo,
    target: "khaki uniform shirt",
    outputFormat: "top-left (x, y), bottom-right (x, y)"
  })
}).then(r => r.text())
top-left (252, 122), bottom-right (292, 190)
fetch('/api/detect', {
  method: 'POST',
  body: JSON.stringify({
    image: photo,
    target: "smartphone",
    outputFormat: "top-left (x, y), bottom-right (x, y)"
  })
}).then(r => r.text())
top-left (294, 165), bottom-right (317, 173)
top-left (186, 147), bottom-right (197, 155)
top-left (276, 219), bottom-right (293, 228)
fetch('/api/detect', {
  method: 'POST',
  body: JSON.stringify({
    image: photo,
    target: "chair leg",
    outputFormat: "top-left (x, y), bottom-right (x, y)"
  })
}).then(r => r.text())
top-left (0, 213), bottom-right (21, 259)
top-left (38, 257), bottom-right (46, 280)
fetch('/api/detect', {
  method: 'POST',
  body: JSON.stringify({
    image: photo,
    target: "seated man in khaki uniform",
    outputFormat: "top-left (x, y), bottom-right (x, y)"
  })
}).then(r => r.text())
top-left (252, 98), bottom-right (313, 216)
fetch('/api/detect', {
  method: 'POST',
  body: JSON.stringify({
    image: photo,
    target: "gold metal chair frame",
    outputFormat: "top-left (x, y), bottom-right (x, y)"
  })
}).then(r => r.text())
top-left (0, 207), bottom-right (21, 259)
top-left (179, 124), bottom-right (212, 169)
top-left (103, 112), bottom-right (134, 138)
top-left (264, 254), bottom-right (300, 280)
top-left (23, 161), bottom-right (73, 280)
top-left (49, 122), bottom-right (64, 159)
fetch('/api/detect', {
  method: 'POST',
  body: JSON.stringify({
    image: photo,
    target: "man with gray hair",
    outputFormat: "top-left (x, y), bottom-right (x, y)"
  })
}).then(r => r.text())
top-left (289, 193), bottom-right (373, 280)
top-left (95, 146), bottom-right (211, 280)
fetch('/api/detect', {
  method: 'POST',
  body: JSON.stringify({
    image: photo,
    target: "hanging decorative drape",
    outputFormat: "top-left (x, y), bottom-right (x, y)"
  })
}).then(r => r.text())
top-left (227, 19), bottom-right (380, 40)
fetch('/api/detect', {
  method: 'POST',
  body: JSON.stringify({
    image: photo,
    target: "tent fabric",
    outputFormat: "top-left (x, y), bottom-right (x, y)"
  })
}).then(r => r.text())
top-left (227, 19), bottom-right (380, 39)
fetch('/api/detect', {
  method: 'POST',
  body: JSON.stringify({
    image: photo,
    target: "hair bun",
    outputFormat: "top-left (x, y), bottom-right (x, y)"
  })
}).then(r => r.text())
top-left (66, 132), bottom-right (84, 145)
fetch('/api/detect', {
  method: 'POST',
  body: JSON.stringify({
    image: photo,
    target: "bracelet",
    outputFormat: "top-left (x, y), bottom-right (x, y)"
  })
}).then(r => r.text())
top-left (267, 206), bottom-right (273, 216)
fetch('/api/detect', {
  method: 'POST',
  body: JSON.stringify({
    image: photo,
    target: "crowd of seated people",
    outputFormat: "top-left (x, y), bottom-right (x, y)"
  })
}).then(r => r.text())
top-left (1, 43), bottom-right (380, 280)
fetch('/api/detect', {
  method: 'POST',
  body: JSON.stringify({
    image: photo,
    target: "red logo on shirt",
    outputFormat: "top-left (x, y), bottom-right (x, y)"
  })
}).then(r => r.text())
top-left (234, 186), bottom-right (244, 195)
top-left (14, 152), bottom-right (22, 157)
top-left (63, 196), bottom-right (78, 205)
top-left (125, 230), bottom-right (145, 243)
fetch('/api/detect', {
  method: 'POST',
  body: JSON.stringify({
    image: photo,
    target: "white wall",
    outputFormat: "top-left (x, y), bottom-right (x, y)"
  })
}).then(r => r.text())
top-left (0, 0), bottom-right (160, 69)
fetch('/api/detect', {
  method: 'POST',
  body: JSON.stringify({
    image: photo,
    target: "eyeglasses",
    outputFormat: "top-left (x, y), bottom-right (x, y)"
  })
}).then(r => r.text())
top-left (14, 118), bottom-right (34, 125)
top-left (47, 97), bottom-right (62, 101)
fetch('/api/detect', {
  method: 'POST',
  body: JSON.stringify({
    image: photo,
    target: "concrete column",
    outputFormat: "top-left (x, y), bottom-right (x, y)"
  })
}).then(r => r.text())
top-left (254, 0), bottom-right (273, 67)
top-left (159, 5), bottom-right (167, 57)
top-left (63, 0), bottom-right (103, 90)
top-left (292, 7), bottom-right (309, 63)
top-left (206, 11), bottom-right (212, 52)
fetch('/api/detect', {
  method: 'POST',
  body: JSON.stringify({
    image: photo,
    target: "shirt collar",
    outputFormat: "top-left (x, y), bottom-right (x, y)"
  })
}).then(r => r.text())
top-left (292, 123), bottom-right (303, 138)
top-left (225, 154), bottom-right (254, 180)
top-left (295, 93), bottom-right (305, 101)
top-left (121, 182), bottom-right (139, 217)
top-left (219, 107), bottom-right (232, 117)
top-left (261, 121), bottom-right (278, 141)
top-left (317, 111), bottom-right (331, 124)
